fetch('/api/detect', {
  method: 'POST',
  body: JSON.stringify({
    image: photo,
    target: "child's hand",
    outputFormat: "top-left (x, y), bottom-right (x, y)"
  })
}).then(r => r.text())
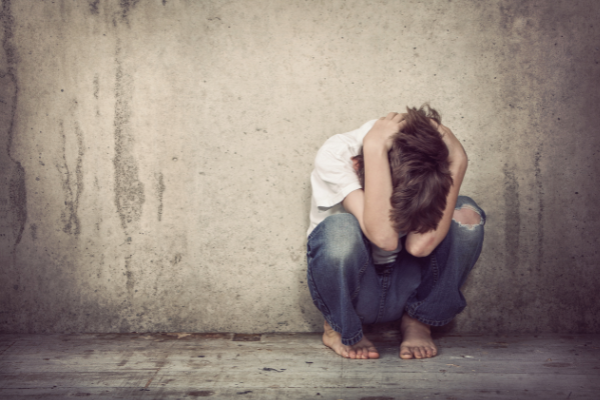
top-left (365, 112), bottom-right (407, 151)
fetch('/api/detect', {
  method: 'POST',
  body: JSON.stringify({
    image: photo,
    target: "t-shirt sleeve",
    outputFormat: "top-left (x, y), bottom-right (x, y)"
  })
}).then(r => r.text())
top-left (311, 142), bottom-right (362, 211)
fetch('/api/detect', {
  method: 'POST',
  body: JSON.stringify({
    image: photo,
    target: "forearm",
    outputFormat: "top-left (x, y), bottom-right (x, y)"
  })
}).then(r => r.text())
top-left (342, 113), bottom-right (406, 252)
top-left (361, 141), bottom-right (398, 251)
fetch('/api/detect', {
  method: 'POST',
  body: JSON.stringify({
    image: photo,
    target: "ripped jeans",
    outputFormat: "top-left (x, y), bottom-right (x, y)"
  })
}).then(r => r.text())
top-left (306, 196), bottom-right (485, 346)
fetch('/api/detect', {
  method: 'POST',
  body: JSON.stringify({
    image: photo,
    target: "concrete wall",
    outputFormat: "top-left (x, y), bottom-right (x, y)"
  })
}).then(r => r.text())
top-left (1, 0), bottom-right (599, 334)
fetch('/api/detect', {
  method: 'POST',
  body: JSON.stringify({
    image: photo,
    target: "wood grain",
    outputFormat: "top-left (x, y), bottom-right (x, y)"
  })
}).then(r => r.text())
top-left (1, 333), bottom-right (599, 399)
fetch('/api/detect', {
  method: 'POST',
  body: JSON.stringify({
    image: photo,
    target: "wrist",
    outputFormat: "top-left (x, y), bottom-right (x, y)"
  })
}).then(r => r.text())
top-left (363, 135), bottom-right (390, 156)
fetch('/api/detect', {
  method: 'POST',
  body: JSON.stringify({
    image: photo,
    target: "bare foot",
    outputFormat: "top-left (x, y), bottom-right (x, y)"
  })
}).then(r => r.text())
top-left (322, 320), bottom-right (379, 359)
top-left (399, 313), bottom-right (438, 359)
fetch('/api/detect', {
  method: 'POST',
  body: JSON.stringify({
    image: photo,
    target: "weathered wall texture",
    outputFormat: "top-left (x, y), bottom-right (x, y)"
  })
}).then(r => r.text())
top-left (0, 0), bottom-right (599, 334)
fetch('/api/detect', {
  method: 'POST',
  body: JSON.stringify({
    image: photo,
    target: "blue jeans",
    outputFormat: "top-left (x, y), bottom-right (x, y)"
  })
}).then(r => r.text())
top-left (306, 196), bottom-right (485, 346)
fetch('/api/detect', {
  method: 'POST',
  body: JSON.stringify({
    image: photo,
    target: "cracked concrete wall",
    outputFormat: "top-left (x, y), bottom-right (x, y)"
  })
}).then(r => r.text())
top-left (0, 0), bottom-right (599, 334)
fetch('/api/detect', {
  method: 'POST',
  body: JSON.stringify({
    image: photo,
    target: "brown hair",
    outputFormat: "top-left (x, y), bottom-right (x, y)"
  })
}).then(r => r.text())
top-left (353, 105), bottom-right (453, 234)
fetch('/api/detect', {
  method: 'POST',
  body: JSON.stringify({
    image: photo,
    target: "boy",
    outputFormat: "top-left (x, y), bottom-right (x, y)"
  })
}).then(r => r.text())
top-left (306, 106), bottom-right (485, 359)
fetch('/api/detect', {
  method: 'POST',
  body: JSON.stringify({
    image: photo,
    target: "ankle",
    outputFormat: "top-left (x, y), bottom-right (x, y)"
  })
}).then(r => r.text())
top-left (402, 314), bottom-right (430, 331)
top-left (323, 320), bottom-right (339, 335)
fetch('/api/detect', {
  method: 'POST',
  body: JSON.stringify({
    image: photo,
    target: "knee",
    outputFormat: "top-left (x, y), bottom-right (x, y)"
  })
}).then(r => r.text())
top-left (453, 196), bottom-right (485, 230)
top-left (319, 213), bottom-right (362, 239)
top-left (453, 207), bottom-right (481, 228)
top-left (312, 213), bottom-right (366, 267)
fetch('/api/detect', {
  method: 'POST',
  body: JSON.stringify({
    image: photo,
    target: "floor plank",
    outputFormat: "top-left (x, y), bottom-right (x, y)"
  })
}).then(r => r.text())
top-left (1, 333), bottom-right (599, 399)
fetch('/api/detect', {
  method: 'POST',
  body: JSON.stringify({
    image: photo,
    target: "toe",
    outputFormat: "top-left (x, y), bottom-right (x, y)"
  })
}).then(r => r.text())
top-left (362, 348), bottom-right (370, 359)
top-left (354, 348), bottom-right (363, 359)
top-left (368, 347), bottom-right (380, 359)
top-left (429, 346), bottom-right (437, 358)
top-left (424, 347), bottom-right (432, 358)
top-left (414, 347), bottom-right (424, 359)
top-left (399, 346), bottom-right (413, 359)
top-left (356, 347), bottom-right (365, 359)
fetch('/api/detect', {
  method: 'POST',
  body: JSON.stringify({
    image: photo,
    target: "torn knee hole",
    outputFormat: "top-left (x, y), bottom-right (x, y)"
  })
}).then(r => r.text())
top-left (453, 206), bottom-right (481, 228)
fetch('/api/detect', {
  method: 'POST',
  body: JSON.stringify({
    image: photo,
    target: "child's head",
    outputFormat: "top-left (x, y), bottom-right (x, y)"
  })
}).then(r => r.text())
top-left (354, 105), bottom-right (453, 233)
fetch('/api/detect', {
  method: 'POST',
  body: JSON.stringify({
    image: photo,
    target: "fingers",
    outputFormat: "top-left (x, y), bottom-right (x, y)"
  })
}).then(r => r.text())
top-left (385, 112), bottom-right (405, 123)
top-left (428, 118), bottom-right (439, 128)
top-left (380, 112), bottom-right (406, 136)
top-left (429, 118), bottom-right (452, 137)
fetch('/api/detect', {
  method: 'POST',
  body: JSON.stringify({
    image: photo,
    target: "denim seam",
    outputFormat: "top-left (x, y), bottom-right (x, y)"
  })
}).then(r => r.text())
top-left (431, 254), bottom-right (439, 286)
top-left (306, 247), bottom-right (332, 317)
top-left (375, 278), bottom-right (384, 324)
top-left (350, 237), bottom-right (372, 301)
top-left (306, 266), bottom-right (331, 316)
top-left (407, 311), bottom-right (455, 327)
top-left (406, 307), bottom-right (462, 327)
top-left (405, 300), bottom-right (423, 318)
top-left (341, 328), bottom-right (364, 346)
top-left (350, 257), bottom-right (369, 301)
top-left (324, 314), bottom-right (342, 334)
top-left (323, 304), bottom-right (363, 346)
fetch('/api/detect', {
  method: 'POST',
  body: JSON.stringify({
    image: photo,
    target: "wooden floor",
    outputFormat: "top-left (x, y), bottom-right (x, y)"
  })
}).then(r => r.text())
top-left (0, 331), bottom-right (599, 399)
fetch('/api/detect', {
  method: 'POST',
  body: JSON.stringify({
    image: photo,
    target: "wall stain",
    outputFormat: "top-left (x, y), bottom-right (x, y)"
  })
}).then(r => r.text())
top-left (88, 0), bottom-right (100, 15)
top-left (93, 74), bottom-right (101, 117)
top-left (8, 167), bottom-right (26, 246)
top-left (113, 40), bottom-right (145, 232)
top-left (57, 119), bottom-right (84, 235)
top-left (1, 0), bottom-right (27, 249)
top-left (29, 223), bottom-right (36, 240)
top-left (502, 165), bottom-right (520, 270)
top-left (156, 172), bottom-right (165, 222)
top-left (534, 145), bottom-right (544, 272)
top-left (93, 73), bottom-right (99, 99)
top-left (124, 254), bottom-right (134, 293)
top-left (119, 0), bottom-right (139, 26)
top-left (170, 253), bottom-right (182, 266)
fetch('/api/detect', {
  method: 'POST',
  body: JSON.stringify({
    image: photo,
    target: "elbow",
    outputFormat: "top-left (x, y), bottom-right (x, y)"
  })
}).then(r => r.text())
top-left (407, 246), bottom-right (433, 258)
top-left (405, 238), bottom-right (435, 258)
top-left (363, 223), bottom-right (399, 252)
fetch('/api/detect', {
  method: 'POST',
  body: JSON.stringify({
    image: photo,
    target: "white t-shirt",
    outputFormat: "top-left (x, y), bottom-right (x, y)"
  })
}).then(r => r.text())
top-left (307, 119), bottom-right (405, 264)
